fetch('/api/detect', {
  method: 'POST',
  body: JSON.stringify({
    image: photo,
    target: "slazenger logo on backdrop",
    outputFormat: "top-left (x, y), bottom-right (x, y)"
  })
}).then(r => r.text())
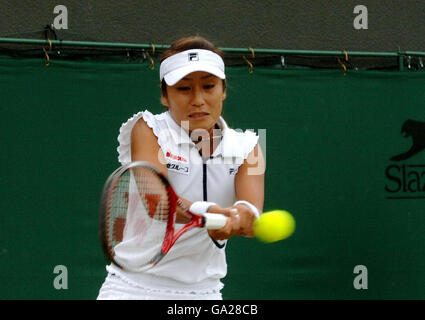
top-left (385, 119), bottom-right (425, 199)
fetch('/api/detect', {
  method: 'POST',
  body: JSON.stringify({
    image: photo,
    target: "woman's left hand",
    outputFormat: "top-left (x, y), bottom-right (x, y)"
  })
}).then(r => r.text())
top-left (207, 204), bottom-right (256, 240)
top-left (231, 204), bottom-right (256, 238)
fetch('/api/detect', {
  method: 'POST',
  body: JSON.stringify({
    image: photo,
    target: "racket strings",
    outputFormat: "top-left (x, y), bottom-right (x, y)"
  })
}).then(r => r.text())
top-left (104, 165), bottom-right (173, 270)
top-left (109, 173), bottom-right (132, 245)
top-left (107, 168), bottom-right (170, 246)
top-left (132, 168), bottom-right (170, 222)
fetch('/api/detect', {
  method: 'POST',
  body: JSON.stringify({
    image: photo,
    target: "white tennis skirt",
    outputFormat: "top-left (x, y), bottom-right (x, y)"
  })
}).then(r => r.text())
top-left (97, 273), bottom-right (223, 300)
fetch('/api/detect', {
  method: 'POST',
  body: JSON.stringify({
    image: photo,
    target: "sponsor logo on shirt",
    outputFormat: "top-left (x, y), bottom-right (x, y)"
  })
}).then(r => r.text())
top-left (167, 163), bottom-right (190, 175)
top-left (166, 151), bottom-right (188, 163)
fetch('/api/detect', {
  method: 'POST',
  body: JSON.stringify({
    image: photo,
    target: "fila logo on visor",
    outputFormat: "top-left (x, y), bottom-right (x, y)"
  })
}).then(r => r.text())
top-left (188, 52), bottom-right (199, 61)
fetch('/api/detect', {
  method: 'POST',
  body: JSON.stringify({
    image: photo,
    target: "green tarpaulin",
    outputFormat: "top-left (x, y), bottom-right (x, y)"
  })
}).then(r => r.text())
top-left (1, 55), bottom-right (424, 299)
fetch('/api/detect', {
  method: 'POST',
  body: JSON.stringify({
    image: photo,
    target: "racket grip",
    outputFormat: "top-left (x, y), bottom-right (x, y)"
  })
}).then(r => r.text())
top-left (203, 213), bottom-right (228, 230)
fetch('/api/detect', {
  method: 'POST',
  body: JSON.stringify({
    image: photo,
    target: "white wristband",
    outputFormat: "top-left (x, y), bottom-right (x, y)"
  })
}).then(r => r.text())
top-left (189, 201), bottom-right (217, 214)
top-left (233, 200), bottom-right (260, 218)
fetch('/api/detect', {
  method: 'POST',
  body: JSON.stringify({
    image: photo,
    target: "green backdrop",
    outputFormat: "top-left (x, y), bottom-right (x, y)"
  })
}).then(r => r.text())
top-left (1, 55), bottom-right (424, 299)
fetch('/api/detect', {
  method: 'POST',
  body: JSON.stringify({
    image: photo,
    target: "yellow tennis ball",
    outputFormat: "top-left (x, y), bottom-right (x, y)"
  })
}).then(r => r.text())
top-left (253, 210), bottom-right (295, 243)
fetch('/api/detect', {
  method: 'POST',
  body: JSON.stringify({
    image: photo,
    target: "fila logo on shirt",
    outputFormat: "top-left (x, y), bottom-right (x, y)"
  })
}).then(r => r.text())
top-left (229, 168), bottom-right (238, 176)
top-left (188, 52), bottom-right (199, 61)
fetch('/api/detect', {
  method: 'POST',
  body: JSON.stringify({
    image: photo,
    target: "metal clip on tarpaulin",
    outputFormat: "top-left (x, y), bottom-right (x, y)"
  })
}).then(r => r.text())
top-left (42, 38), bottom-right (52, 67)
top-left (42, 24), bottom-right (58, 67)
top-left (242, 47), bottom-right (255, 74)
top-left (145, 43), bottom-right (155, 70)
top-left (337, 50), bottom-right (349, 76)
top-left (419, 57), bottom-right (424, 69)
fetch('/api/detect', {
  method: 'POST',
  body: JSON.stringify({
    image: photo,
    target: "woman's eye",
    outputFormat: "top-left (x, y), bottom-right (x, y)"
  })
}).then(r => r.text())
top-left (204, 84), bottom-right (215, 89)
top-left (177, 86), bottom-right (190, 91)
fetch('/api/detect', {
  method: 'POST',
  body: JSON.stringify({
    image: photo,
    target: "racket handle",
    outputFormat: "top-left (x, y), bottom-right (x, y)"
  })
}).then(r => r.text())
top-left (203, 213), bottom-right (228, 230)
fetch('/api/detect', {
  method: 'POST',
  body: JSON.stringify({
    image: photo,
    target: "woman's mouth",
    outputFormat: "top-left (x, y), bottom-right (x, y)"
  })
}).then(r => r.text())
top-left (189, 112), bottom-right (210, 119)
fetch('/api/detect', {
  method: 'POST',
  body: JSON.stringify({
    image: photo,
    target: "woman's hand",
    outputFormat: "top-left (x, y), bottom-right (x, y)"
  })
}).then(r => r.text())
top-left (207, 204), bottom-right (256, 240)
top-left (232, 204), bottom-right (256, 238)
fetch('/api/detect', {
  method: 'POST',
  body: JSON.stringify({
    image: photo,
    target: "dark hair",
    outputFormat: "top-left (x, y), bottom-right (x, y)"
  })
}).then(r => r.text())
top-left (160, 36), bottom-right (226, 97)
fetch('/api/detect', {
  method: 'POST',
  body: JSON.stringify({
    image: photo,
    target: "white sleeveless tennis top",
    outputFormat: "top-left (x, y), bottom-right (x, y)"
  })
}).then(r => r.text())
top-left (106, 110), bottom-right (258, 293)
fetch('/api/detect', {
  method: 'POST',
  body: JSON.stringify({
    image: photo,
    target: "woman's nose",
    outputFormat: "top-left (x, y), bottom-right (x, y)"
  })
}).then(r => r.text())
top-left (190, 86), bottom-right (205, 106)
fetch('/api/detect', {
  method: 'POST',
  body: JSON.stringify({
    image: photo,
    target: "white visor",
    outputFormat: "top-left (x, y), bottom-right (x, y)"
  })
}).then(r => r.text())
top-left (160, 49), bottom-right (225, 86)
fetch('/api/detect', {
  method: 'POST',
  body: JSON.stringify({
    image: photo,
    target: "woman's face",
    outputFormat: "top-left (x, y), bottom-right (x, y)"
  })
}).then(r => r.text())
top-left (161, 71), bottom-right (226, 134)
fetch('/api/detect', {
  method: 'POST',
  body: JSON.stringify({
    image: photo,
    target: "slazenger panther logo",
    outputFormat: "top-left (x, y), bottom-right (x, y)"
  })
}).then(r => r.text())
top-left (390, 119), bottom-right (425, 161)
top-left (385, 119), bottom-right (425, 199)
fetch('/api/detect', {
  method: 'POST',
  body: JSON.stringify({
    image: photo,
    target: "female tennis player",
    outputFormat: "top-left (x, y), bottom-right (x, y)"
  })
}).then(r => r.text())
top-left (97, 36), bottom-right (265, 300)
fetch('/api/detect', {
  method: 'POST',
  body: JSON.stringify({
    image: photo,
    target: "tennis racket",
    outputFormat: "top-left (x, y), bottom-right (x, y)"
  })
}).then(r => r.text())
top-left (99, 161), bottom-right (228, 272)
